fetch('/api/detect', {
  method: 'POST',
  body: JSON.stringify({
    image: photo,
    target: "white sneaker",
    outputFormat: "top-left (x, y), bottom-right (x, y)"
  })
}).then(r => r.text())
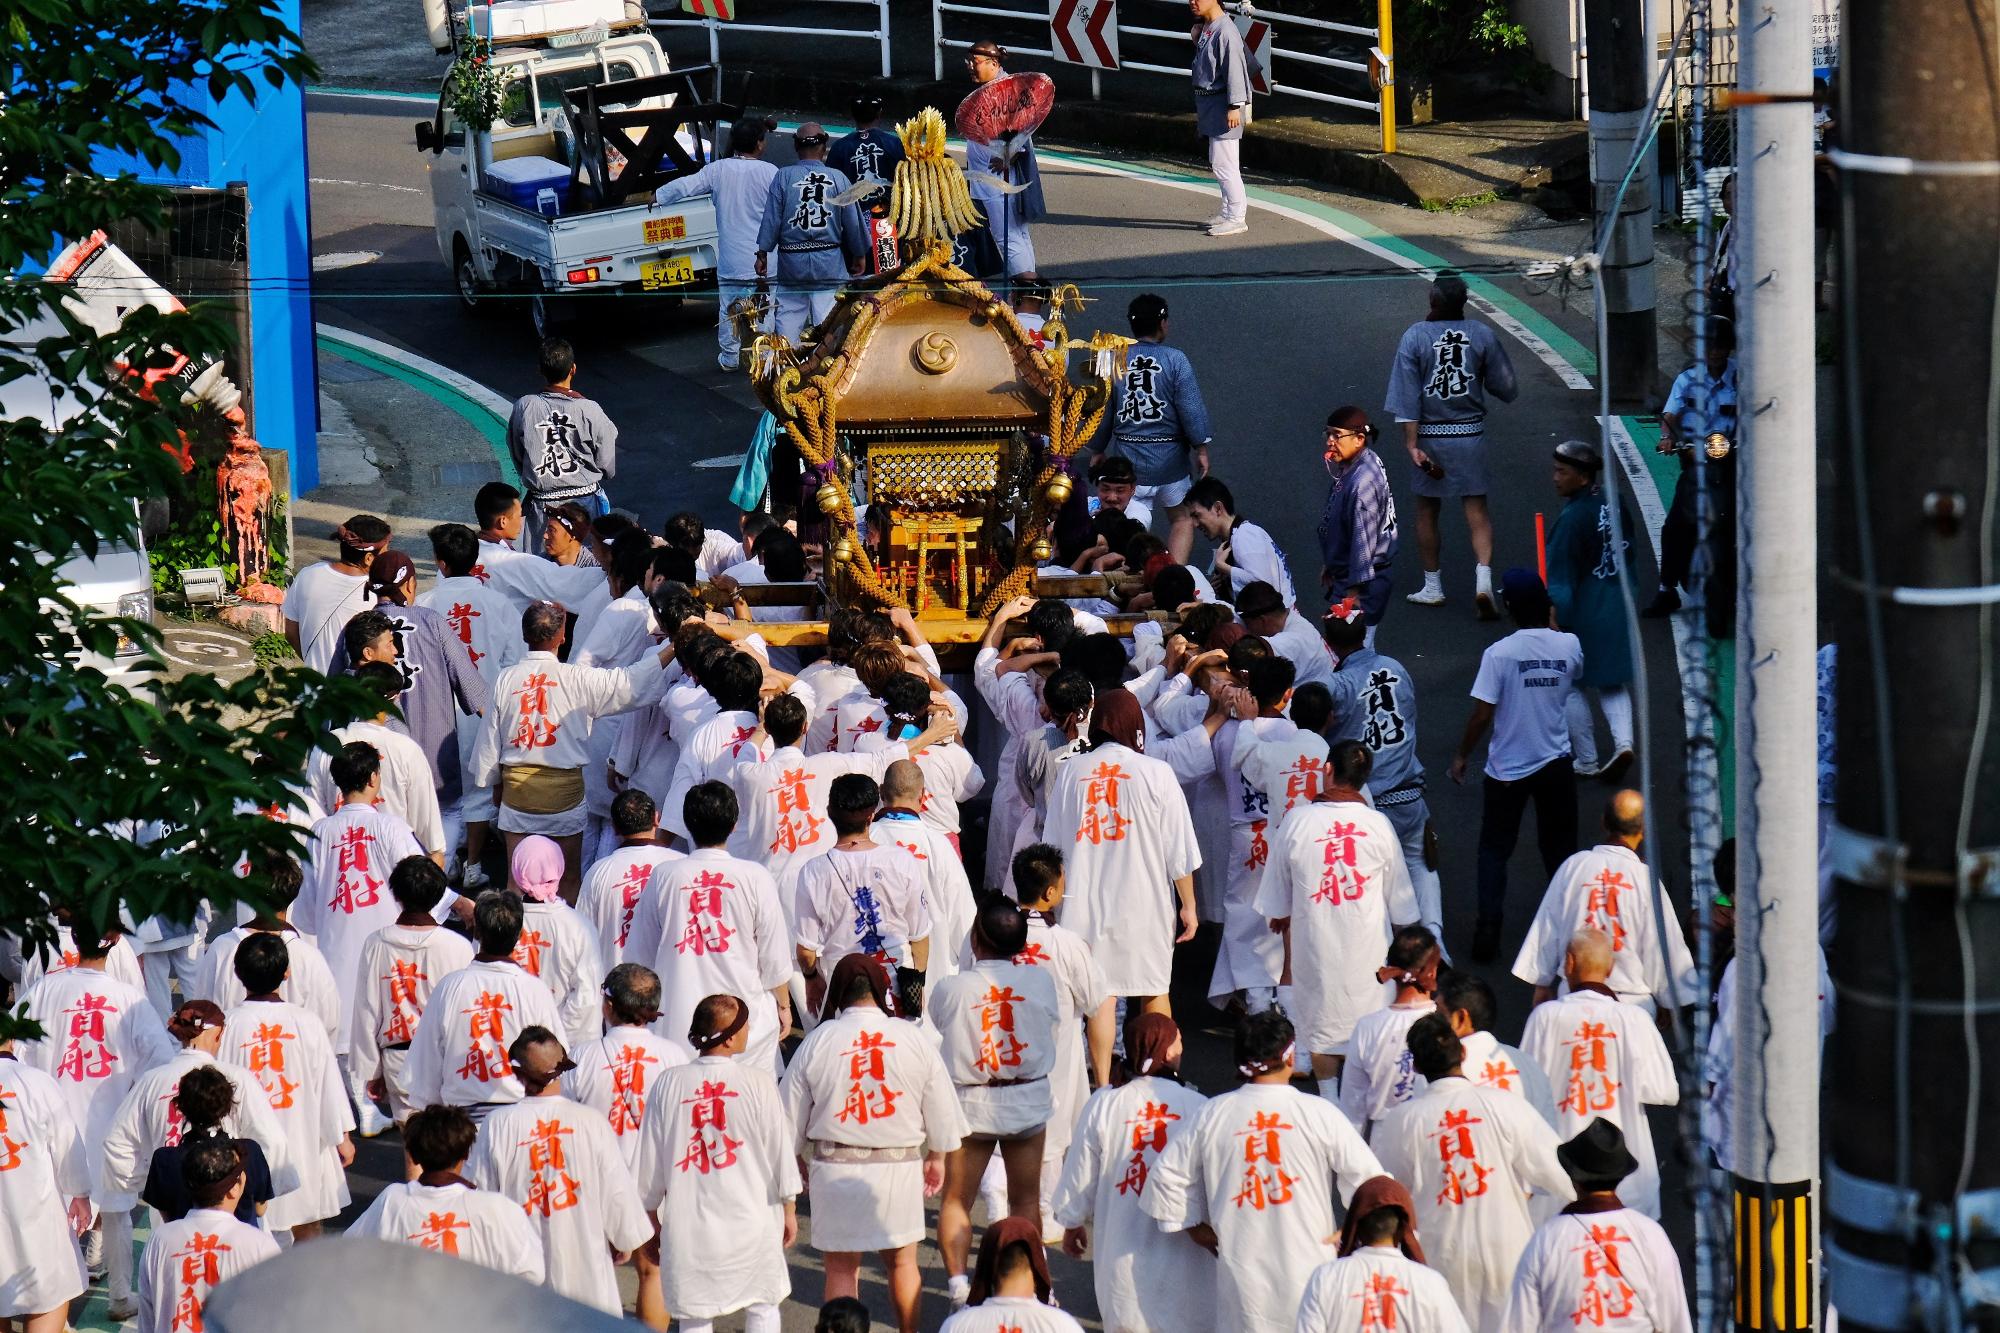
top-left (1406, 585), bottom-right (1447, 606)
top-left (1203, 211), bottom-right (1229, 227)
top-left (948, 1274), bottom-right (972, 1309)
top-left (461, 862), bottom-right (491, 891)
top-left (355, 1096), bottom-right (392, 1139)
top-left (1207, 218), bottom-right (1249, 237)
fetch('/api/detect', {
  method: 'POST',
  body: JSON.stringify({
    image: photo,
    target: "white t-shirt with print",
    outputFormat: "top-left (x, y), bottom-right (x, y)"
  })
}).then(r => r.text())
top-left (1469, 627), bottom-right (1583, 781)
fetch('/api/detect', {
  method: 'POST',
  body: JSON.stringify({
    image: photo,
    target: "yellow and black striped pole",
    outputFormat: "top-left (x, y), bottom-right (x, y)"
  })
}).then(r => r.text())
top-left (1733, 1177), bottom-right (1815, 1331)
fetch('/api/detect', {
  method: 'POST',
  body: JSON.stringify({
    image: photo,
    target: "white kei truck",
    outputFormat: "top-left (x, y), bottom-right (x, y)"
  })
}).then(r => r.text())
top-left (413, 0), bottom-right (739, 336)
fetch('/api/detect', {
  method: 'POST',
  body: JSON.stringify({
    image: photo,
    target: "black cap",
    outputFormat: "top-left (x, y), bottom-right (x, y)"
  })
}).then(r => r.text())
top-left (1557, 1117), bottom-right (1640, 1184)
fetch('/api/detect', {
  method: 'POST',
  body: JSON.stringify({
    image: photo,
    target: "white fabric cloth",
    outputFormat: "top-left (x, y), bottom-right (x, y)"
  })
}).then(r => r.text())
top-left (1043, 742), bottom-right (1201, 997)
top-left (1051, 1075), bottom-right (1218, 1333)
top-left (1519, 990), bottom-right (1677, 1218)
top-left (1295, 1248), bottom-right (1473, 1333)
top-left (190, 926), bottom-right (343, 1058)
top-left (1266, 619), bottom-right (1338, 694)
top-left (293, 802), bottom-right (438, 1054)
top-left (1503, 1206), bottom-right (1692, 1333)
top-left (1511, 843), bottom-right (1700, 1013)
top-left (1340, 1000), bottom-right (1436, 1137)
top-left (1240, 732), bottom-right (1329, 838)
top-left (511, 899), bottom-right (605, 1053)
top-left (217, 999), bottom-right (353, 1229)
top-left (562, 1025), bottom-right (691, 1166)
top-left (469, 650), bottom-right (666, 836)
top-left (632, 1055), bottom-right (800, 1318)
top-left (403, 958), bottom-right (565, 1109)
top-left (728, 743), bottom-right (906, 883)
top-left (857, 737), bottom-right (984, 836)
top-left (468, 1094), bottom-right (652, 1313)
top-left (929, 958), bottom-right (1062, 1137)
top-left (662, 708), bottom-right (765, 844)
top-left (417, 574), bottom-right (526, 824)
top-left (348, 923), bottom-right (476, 1116)
top-left (974, 646), bottom-right (1047, 892)
top-left (792, 842), bottom-right (932, 975)
top-left (282, 563), bottom-right (372, 674)
top-left (1208, 136), bottom-right (1246, 223)
top-left (1705, 950), bottom-right (1834, 1178)
top-left (940, 1297), bottom-right (1087, 1333)
top-left (1469, 628), bottom-right (1584, 781)
top-left (1254, 800), bottom-right (1418, 1054)
top-left (576, 841), bottom-right (684, 964)
top-left (1210, 718), bottom-right (1294, 998)
top-left (100, 1047), bottom-right (298, 1208)
top-left (481, 559), bottom-right (611, 650)
top-left (136, 1207), bottom-right (280, 1333)
top-left (1371, 1076), bottom-right (1575, 1332)
top-left (346, 1177), bottom-right (545, 1280)
top-left (0, 1056), bottom-right (90, 1318)
top-left (1009, 913), bottom-right (1107, 1159)
top-left (13, 969), bottom-right (175, 1195)
top-left (8, 925), bottom-right (145, 996)
top-left (1459, 1029), bottom-right (1558, 1125)
top-left (634, 848), bottom-right (793, 1072)
top-left (1142, 1083), bottom-right (1385, 1333)
top-left (778, 1006), bottom-right (965, 1251)
top-left (309, 721), bottom-right (446, 855)
top-left (1219, 520), bottom-right (1296, 606)
top-left (873, 813), bottom-right (977, 992)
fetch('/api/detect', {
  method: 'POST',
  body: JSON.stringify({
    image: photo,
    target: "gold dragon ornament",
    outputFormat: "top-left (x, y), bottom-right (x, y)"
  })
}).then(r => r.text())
top-left (889, 107), bottom-right (984, 248)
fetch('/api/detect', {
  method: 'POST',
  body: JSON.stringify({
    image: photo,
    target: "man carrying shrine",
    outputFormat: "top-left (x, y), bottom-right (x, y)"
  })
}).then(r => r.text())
top-left (576, 790), bottom-right (683, 965)
top-left (1143, 1011), bottom-right (1385, 1333)
top-left (469, 599), bottom-right (674, 900)
top-left (1512, 790), bottom-right (1699, 1016)
top-left (217, 935), bottom-right (353, 1241)
top-left (929, 896), bottom-right (1063, 1307)
top-left (346, 1103), bottom-right (544, 1280)
top-left (1295, 1175), bottom-right (1471, 1333)
top-left (779, 954), bottom-right (965, 1333)
top-left (134, 1139), bottom-right (280, 1333)
top-left (1209, 654), bottom-right (1298, 1014)
top-left (1255, 740), bottom-right (1419, 1094)
top-left (350, 856), bottom-right (475, 1127)
top-left (468, 1026), bottom-right (650, 1314)
top-left (871, 759), bottom-right (979, 997)
top-left (0, 1025), bottom-right (93, 1333)
top-left (755, 122), bottom-right (865, 341)
top-left (1340, 925), bottom-right (1442, 1138)
top-left (1520, 930), bottom-right (1678, 1219)
top-left (1370, 1015), bottom-right (1574, 1332)
top-left (403, 891), bottom-right (564, 1123)
top-left (633, 993), bottom-right (801, 1333)
top-left (794, 774), bottom-right (933, 989)
top-left (1504, 1118), bottom-right (1693, 1333)
top-left (1052, 1013), bottom-right (1217, 1333)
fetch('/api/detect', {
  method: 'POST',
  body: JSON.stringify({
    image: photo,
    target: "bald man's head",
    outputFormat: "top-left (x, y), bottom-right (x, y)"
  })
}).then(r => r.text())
top-left (1564, 928), bottom-right (1616, 985)
top-left (1604, 789), bottom-right (1645, 844)
top-left (881, 759), bottom-right (926, 809)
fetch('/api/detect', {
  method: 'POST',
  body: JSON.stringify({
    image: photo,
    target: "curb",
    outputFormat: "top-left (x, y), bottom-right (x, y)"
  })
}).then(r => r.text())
top-left (314, 322), bottom-right (523, 490)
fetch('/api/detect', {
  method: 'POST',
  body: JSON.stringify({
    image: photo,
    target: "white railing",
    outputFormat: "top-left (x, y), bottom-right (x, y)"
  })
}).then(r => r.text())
top-left (652, 0), bottom-right (891, 80)
top-left (934, 0), bottom-right (1397, 149)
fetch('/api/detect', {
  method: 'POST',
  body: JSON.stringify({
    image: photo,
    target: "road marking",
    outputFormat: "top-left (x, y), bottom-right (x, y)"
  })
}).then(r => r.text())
top-left (155, 627), bottom-right (255, 672)
top-left (313, 250), bottom-right (383, 271)
top-left (316, 326), bottom-right (521, 489)
top-left (695, 452), bottom-right (747, 469)
top-left (311, 176), bottom-right (424, 194)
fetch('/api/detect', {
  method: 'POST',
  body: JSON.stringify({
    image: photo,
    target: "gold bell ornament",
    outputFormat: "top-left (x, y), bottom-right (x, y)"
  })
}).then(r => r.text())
top-left (1044, 473), bottom-right (1073, 505)
top-left (816, 482), bottom-right (844, 514)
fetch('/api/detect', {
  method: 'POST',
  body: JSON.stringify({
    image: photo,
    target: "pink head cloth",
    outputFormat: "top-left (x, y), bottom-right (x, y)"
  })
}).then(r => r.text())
top-left (510, 835), bottom-right (566, 901)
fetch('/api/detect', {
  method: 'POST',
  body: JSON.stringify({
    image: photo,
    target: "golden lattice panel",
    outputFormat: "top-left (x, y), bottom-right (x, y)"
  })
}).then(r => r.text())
top-left (866, 440), bottom-right (1004, 503)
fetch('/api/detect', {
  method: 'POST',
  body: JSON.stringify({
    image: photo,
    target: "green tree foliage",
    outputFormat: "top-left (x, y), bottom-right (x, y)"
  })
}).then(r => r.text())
top-left (1, 0), bottom-right (376, 1038)
top-left (1397, 0), bottom-right (1544, 90)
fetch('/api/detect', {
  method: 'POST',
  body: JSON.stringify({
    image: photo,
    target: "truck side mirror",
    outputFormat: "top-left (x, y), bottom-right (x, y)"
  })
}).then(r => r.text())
top-left (415, 120), bottom-right (439, 153)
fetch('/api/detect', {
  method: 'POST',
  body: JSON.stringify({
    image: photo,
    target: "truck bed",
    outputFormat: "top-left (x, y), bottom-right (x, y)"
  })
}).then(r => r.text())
top-left (472, 188), bottom-right (720, 287)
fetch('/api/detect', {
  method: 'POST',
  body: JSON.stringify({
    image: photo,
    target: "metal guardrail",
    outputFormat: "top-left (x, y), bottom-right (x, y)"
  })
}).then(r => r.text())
top-left (651, 0), bottom-right (892, 79)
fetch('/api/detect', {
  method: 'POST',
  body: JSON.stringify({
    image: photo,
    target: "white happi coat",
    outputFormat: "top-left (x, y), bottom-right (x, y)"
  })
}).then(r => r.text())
top-left (1340, 1000), bottom-right (1437, 1137)
top-left (1044, 742), bottom-right (1202, 997)
top-left (576, 841), bottom-right (683, 964)
top-left (1051, 1075), bottom-right (1218, 1333)
top-left (218, 999), bottom-right (353, 1229)
top-left (1240, 730), bottom-right (1330, 837)
top-left (875, 811), bottom-right (977, 991)
top-left (1010, 913), bottom-right (1107, 1158)
top-left (634, 848), bottom-right (793, 1072)
top-left (417, 573), bottom-right (527, 817)
top-left (136, 1207), bottom-right (281, 1333)
top-left (974, 646), bottom-right (1046, 891)
top-left (1511, 844), bottom-right (1700, 1014)
top-left (292, 803), bottom-right (428, 1052)
top-left (468, 1094), bottom-right (652, 1314)
top-left (562, 1025), bottom-right (690, 1168)
top-left (14, 969), bottom-right (175, 1192)
top-left (793, 842), bottom-right (932, 975)
top-left (8, 925), bottom-right (144, 996)
top-left (309, 721), bottom-right (445, 855)
top-left (1520, 989), bottom-right (1678, 1218)
top-left (1460, 1029), bottom-right (1558, 1124)
top-left (1210, 717), bottom-right (1295, 999)
top-left (1295, 1248), bottom-right (1473, 1333)
top-left (512, 898), bottom-right (606, 1053)
top-left (483, 556), bottom-right (611, 650)
top-left (347, 1176), bottom-right (545, 1280)
top-left (469, 650), bottom-right (666, 835)
top-left (1253, 799), bottom-right (1417, 1054)
top-left (100, 1048), bottom-right (298, 1209)
top-left (802, 660), bottom-right (863, 753)
top-left (939, 1298), bottom-right (1087, 1333)
top-left (1371, 1077), bottom-right (1575, 1333)
top-left (661, 707), bottom-right (765, 843)
top-left (728, 742), bottom-right (907, 883)
top-left (573, 586), bottom-right (659, 825)
top-left (1142, 1083), bottom-right (1385, 1333)
top-left (0, 1057), bottom-right (90, 1318)
top-left (189, 926), bottom-right (343, 1054)
top-left (930, 958), bottom-right (1062, 1137)
top-left (857, 736), bottom-right (985, 837)
top-left (632, 1055), bottom-right (800, 1318)
top-left (403, 958), bottom-right (565, 1109)
top-left (349, 923), bottom-right (476, 1112)
top-left (1504, 1204), bottom-right (1693, 1333)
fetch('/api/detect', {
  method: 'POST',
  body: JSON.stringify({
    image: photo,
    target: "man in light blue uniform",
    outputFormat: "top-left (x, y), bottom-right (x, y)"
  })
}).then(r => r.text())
top-left (653, 118), bottom-right (778, 371)
top-left (755, 122), bottom-right (865, 342)
top-left (1190, 0), bottom-right (1252, 236)
top-left (963, 41), bottom-right (1046, 279)
top-left (1091, 294), bottom-right (1213, 563)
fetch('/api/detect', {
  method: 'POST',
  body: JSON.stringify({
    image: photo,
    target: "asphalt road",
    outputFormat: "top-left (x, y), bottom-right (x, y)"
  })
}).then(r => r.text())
top-left (284, 89), bottom-right (1699, 1333)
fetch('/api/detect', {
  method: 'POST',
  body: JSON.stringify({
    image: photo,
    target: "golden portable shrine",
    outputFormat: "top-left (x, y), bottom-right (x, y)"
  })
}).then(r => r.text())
top-left (739, 107), bottom-right (1137, 637)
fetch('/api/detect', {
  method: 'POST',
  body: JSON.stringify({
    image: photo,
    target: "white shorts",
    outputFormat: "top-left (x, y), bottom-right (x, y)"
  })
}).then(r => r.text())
top-left (1135, 478), bottom-right (1193, 511)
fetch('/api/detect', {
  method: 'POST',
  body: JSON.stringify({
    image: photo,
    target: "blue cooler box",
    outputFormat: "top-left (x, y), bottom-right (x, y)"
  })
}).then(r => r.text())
top-left (481, 156), bottom-right (572, 216)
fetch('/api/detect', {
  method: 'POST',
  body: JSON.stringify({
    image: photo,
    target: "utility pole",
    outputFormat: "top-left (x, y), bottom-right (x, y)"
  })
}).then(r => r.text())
top-left (1583, 0), bottom-right (1658, 408)
top-left (1727, 0), bottom-right (1819, 1321)
top-left (1825, 0), bottom-right (2000, 1329)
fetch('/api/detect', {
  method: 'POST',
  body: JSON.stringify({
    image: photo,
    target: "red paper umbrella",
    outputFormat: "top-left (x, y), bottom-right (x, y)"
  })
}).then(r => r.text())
top-left (955, 72), bottom-right (1056, 147)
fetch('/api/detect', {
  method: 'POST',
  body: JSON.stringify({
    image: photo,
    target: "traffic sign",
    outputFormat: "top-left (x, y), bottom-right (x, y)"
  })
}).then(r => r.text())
top-left (1052, 0), bottom-right (1119, 70)
top-left (1236, 15), bottom-right (1272, 95)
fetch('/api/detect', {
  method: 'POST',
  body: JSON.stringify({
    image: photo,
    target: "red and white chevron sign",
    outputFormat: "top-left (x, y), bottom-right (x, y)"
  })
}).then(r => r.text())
top-left (1235, 15), bottom-right (1272, 94)
top-left (1052, 0), bottom-right (1119, 69)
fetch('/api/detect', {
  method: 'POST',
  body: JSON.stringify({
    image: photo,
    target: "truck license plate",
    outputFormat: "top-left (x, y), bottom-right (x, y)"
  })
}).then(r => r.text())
top-left (641, 255), bottom-right (694, 290)
top-left (643, 216), bottom-right (687, 245)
